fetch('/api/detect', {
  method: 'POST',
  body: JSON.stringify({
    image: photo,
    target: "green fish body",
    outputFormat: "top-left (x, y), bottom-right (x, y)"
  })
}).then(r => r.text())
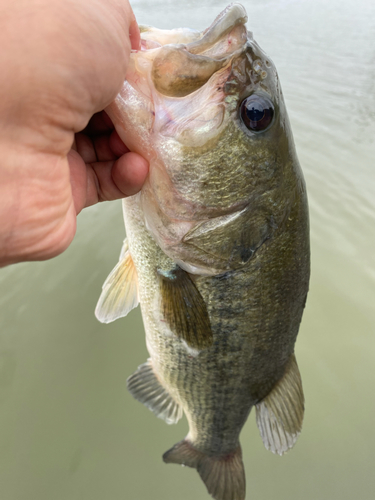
top-left (96, 4), bottom-right (310, 500)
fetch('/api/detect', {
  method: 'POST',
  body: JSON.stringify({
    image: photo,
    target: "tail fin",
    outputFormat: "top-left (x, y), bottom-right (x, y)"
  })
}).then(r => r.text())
top-left (163, 440), bottom-right (246, 500)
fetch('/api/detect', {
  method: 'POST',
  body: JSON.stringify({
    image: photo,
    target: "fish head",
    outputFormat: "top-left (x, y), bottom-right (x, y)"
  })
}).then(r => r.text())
top-left (108, 3), bottom-right (303, 274)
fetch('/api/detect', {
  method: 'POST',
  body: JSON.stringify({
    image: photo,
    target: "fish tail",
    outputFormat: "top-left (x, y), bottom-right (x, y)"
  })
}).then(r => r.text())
top-left (163, 439), bottom-right (245, 500)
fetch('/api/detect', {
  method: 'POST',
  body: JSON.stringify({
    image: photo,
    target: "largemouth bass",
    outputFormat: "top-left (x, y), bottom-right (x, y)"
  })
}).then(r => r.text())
top-left (96, 4), bottom-right (310, 500)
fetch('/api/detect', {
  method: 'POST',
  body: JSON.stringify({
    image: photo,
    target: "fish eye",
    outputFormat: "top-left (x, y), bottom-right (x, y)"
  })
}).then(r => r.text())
top-left (240, 94), bottom-right (274, 132)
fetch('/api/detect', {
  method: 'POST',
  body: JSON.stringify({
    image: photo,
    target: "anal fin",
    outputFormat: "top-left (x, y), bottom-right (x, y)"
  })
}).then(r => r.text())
top-left (95, 239), bottom-right (139, 324)
top-left (158, 266), bottom-right (213, 350)
top-left (127, 359), bottom-right (183, 425)
top-left (255, 353), bottom-right (304, 456)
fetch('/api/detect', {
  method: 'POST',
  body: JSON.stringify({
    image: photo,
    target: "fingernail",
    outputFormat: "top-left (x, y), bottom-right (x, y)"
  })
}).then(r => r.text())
top-left (129, 19), bottom-right (141, 51)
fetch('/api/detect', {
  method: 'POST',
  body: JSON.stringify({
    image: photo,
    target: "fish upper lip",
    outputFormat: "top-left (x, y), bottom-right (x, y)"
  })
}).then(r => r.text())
top-left (139, 3), bottom-right (249, 59)
top-left (186, 3), bottom-right (248, 55)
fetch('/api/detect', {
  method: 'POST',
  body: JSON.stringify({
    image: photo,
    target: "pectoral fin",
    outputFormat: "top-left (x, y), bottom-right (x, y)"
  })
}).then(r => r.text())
top-left (158, 267), bottom-right (213, 350)
top-left (255, 354), bottom-right (304, 455)
top-left (95, 239), bottom-right (139, 323)
top-left (127, 359), bottom-right (183, 425)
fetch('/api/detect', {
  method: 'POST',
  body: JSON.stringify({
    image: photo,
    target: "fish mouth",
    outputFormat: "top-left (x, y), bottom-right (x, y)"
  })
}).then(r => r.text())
top-left (187, 3), bottom-right (247, 55)
top-left (142, 3), bottom-right (249, 98)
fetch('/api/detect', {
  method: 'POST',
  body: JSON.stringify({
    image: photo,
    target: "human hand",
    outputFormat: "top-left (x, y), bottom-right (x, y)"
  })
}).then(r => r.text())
top-left (0, 0), bottom-right (148, 267)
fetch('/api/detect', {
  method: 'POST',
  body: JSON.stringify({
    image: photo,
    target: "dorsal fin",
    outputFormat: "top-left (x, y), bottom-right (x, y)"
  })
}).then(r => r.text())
top-left (95, 239), bottom-right (139, 323)
top-left (255, 353), bottom-right (304, 455)
top-left (157, 266), bottom-right (213, 350)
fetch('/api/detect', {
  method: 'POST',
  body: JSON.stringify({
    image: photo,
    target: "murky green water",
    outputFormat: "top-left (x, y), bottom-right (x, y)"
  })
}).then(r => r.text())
top-left (1, 0), bottom-right (374, 499)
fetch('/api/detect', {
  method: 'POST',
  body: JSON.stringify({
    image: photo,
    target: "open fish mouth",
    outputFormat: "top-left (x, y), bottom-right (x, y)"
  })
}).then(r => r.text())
top-left (137, 3), bottom-right (249, 97)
